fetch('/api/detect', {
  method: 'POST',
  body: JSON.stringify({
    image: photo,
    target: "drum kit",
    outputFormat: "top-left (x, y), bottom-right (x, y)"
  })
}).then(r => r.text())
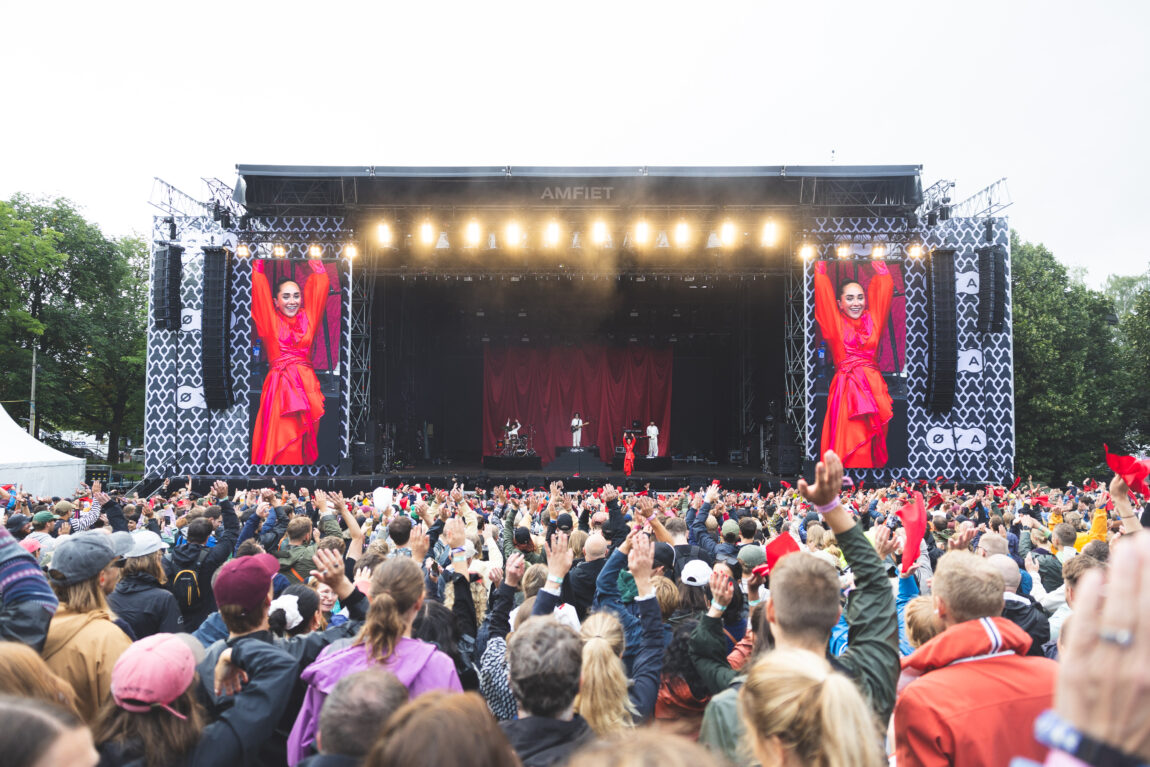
top-left (498, 424), bottom-right (538, 457)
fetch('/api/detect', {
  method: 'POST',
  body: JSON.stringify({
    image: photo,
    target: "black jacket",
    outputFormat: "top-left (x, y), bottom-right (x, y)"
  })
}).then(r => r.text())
top-left (108, 572), bottom-right (183, 639)
top-left (500, 714), bottom-right (594, 767)
top-left (561, 556), bottom-right (607, 622)
top-left (296, 755), bottom-right (360, 767)
top-left (164, 499), bottom-right (240, 630)
top-left (1001, 592), bottom-right (1051, 657)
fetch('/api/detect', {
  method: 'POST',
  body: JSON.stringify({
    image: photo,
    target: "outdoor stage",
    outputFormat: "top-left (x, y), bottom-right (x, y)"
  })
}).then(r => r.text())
top-left (143, 165), bottom-right (1015, 488)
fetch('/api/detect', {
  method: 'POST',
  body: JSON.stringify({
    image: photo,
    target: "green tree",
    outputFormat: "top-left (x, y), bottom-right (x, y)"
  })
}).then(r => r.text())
top-left (0, 195), bottom-right (147, 460)
top-left (1103, 272), bottom-right (1150, 320)
top-left (1011, 231), bottom-right (1131, 483)
top-left (1120, 287), bottom-right (1150, 449)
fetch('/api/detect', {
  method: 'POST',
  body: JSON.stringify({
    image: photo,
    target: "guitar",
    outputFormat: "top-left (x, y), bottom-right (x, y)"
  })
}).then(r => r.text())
top-left (570, 420), bottom-right (592, 433)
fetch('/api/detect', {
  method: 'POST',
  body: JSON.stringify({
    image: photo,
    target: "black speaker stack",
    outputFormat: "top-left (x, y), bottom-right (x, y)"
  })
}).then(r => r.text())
top-left (977, 245), bottom-right (1008, 334)
top-left (152, 244), bottom-right (183, 330)
top-left (926, 249), bottom-right (957, 414)
top-left (201, 246), bottom-right (234, 410)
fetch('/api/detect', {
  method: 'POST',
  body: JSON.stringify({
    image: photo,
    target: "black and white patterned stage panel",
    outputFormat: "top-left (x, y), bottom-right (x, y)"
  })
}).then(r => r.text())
top-left (144, 216), bottom-right (352, 479)
top-left (803, 217), bottom-right (1013, 484)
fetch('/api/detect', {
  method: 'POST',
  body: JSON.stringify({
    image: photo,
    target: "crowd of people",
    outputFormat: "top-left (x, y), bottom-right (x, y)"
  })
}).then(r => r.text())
top-left (2, 451), bottom-right (1150, 767)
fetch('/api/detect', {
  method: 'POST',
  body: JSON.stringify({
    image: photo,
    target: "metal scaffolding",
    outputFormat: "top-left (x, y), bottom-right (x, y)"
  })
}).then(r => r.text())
top-left (348, 258), bottom-right (375, 456)
top-left (782, 252), bottom-right (807, 452)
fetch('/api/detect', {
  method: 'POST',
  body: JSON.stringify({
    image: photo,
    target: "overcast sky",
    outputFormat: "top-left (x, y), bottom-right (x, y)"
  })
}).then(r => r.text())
top-left (2, 1), bottom-right (1147, 286)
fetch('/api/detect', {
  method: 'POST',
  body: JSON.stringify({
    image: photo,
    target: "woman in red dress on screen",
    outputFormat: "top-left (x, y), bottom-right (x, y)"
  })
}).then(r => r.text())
top-left (251, 258), bottom-right (330, 465)
top-left (813, 259), bottom-right (894, 468)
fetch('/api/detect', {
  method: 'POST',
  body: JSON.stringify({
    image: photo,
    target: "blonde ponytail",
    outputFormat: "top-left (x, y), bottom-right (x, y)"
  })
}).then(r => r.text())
top-left (575, 611), bottom-right (636, 737)
top-left (738, 649), bottom-right (883, 767)
top-left (356, 557), bottom-right (424, 663)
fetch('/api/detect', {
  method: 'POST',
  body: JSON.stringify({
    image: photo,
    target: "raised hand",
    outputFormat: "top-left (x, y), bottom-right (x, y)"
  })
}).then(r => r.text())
top-left (798, 450), bottom-right (844, 508)
top-left (443, 517), bottom-right (467, 550)
top-left (628, 531), bottom-right (654, 595)
top-left (311, 547), bottom-right (348, 589)
top-left (543, 531), bottom-right (573, 581)
top-left (602, 484), bottom-right (619, 503)
top-left (410, 522), bottom-right (430, 562)
top-left (504, 552), bottom-right (526, 589)
top-left (708, 567), bottom-right (735, 613)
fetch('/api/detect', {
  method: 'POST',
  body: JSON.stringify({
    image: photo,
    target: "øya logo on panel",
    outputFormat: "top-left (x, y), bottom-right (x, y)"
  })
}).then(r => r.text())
top-left (956, 271), bottom-right (980, 295)
top-left (958, 349), bottom-right (983, 373)
top-left (181, 309), bottom-right (201, 332)
top-left (926, 427), bottom-right (987, 452)
top-left (176, 386), bottom-right (206, 410)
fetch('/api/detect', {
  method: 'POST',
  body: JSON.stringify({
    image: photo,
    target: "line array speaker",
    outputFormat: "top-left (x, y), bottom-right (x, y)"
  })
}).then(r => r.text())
top-left (201, 246), bottom-right (234, 409)
top-left (977, 245), bottom-right (1007, 333)
top-left (926, 248), bottom-right (957, 414)
top-left (152, 244), bottom-right (183, 329)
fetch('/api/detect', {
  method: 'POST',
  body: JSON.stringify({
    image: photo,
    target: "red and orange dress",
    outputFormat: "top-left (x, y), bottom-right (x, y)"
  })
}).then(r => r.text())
top-left (623, 434), bottom-right (636, 476)
top-left (813, 261), bottom-right (894, 468)
top-left (251, 260), bottom-right (330, 465)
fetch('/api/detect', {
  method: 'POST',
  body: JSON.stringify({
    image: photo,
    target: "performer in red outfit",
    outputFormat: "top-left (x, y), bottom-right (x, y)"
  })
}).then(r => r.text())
top-left (623, 433), bottom-right (636, 476)
top-left (813, 260), bottom-right (894, 468)
top-left (251, 258), bottom-right (330, 465)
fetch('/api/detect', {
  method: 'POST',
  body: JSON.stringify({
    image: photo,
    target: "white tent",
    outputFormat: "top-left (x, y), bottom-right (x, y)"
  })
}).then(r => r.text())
top-left (0, 404), bottom-right (85, 497)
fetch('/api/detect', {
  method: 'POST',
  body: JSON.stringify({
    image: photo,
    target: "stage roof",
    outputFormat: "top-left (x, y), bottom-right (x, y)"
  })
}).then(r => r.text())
top-left (233, 165), bottom-right (923, 219)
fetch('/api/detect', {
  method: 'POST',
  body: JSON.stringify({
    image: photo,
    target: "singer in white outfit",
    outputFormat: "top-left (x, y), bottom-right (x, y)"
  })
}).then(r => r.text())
top-left (646, 420), bottom-right (659, 458)
top-left (571, 412), bottom-right (584, 447)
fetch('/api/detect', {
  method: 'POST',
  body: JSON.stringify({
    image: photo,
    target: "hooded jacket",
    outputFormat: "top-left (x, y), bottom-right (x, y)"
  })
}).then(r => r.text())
top-left (275, 540), bottom-right (318, 583)
top-left (108, 572), bottom-right (183, 639)
top-left (288, 637), bottom-right (461, 763)
top-left (1000, 592), bottom-right (1051, 657)
top-left (163, 499), bottom-right (239, 630)
top-left (500, 714), bottom-right (594, 767)
top-left (894, 616), bottom-right (1056, 767)
top-left (42, 608), bottom-right (132, 723)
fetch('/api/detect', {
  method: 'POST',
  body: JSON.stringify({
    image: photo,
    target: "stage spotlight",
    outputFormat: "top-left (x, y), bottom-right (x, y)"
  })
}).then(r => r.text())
top-left (836, 243), bottom-right (850, 259)
top-left (720, 220), bottom-right (737, 247)
top-left (591, 220), bottom-right (608, 246)
top-left (345, 244), bottom-right (357, 259)
top-left (235, 244), bottom-right (250, 258)
top-left (544, 220), bottom-right (561, 247)
top-left (674, 221), bottom-right (690, 247)
top-left (377, 222), bottom-right (393, 247)
top-left (872, 243), bottom-right (885, 259)
top-left (505, 221), bottom-right (522, 248)
top-left (761, 221), bottom-right (778, 247)
top-left (908, 244), bottom-right (924, 259)
top-left (420, 221), bottom-right (435, 245)
top-left (465, 220), bottom-right (481, 247)
top-left (799, 244), bottom-right (815, 260)
top-left (634, 220), bottom-right (650, 246)
top-left (309, 244), bottom-right (322, 258)
top-left (273, 244), bottom-right (286, 258)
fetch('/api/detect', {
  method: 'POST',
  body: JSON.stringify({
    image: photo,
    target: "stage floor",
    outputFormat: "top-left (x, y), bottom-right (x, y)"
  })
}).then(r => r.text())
top-left (175, 459), bottom-right (789, 494)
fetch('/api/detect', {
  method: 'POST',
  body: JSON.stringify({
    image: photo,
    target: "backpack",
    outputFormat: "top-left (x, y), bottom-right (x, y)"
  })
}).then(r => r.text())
top-left (168, 549), bottom-right (210, 612)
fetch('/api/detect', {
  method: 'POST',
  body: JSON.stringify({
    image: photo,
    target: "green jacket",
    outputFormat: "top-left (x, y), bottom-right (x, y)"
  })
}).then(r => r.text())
top-left (276, 542), bottom-right (317, 583)
top-left (500, 516), bottom-right (546, 566)
top-left (690, 523), bottom-right (900, 731)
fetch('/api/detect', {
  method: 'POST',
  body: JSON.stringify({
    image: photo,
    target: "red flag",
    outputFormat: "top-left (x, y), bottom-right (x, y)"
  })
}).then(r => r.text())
top-left (1105, 445), bottom-right (1150, 497)
top-left (858, 480), bottom-right (865, 490)
top-left (780, 481), bottom-right (791, 489)
top-left (766, 533), bottom-right (801, 572)
top-left (756, 484), bottom-right (761, 494)
top-left (1009, 476), bottom-right (1021, 491)
top-left (927, 492), bottom-right (944, 510)
top-left (896, 491), bottom-right (927, 576)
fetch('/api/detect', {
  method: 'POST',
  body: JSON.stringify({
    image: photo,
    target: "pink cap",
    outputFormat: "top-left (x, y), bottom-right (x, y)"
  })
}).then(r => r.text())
top-left (111, 634), bottom-right (196, 719)
top-left (19, 538), bottom-right (41, 554)
top-left (213, 553), bottom-right (278, 612)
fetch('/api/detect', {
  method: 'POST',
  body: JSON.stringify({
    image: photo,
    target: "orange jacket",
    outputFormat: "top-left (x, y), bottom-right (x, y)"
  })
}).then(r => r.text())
top-left (894, 617), bottom-right (1056, 767)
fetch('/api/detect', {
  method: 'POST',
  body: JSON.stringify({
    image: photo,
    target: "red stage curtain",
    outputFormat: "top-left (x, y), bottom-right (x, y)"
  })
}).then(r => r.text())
top-left (483, 346), bottom-right (673, 465)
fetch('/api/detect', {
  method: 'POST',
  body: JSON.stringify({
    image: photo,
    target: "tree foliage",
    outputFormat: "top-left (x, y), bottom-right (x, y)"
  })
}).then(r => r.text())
top-left (0, 195), bottom-right (147, 461)
top-left (1011, 231), bottom-right (1137, 484)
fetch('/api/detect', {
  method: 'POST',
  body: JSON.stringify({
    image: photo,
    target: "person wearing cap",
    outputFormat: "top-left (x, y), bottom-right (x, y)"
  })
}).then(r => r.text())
top-left (41, 529), bottom-right (136, 722)
top-left (108, 531), bottom-right (183, 640)
top-left (0, 523), bottom-right (60, 652)
top-left (92, 632), bottom-right (297, 767)
top-left (28, 510), bottom-right (59, 560)
top-left (6, 512), bottom-right (32, 539)
top-left (196, 552), bottom-right (306, 763)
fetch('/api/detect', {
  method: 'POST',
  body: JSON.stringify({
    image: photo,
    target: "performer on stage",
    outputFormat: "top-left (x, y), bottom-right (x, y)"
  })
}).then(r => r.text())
top-left (505, 417), bottom-right (521, 437)
top-left (813, 260), bottom-right (894, 468)
top-left (645, 420), bottom-right (659, 458)
top-left (571, 412), bottom-right (585, 447)
top-left (623, 433), bottom-right (636, 476)
top-left (251, 258), bottom-right (330, 465)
